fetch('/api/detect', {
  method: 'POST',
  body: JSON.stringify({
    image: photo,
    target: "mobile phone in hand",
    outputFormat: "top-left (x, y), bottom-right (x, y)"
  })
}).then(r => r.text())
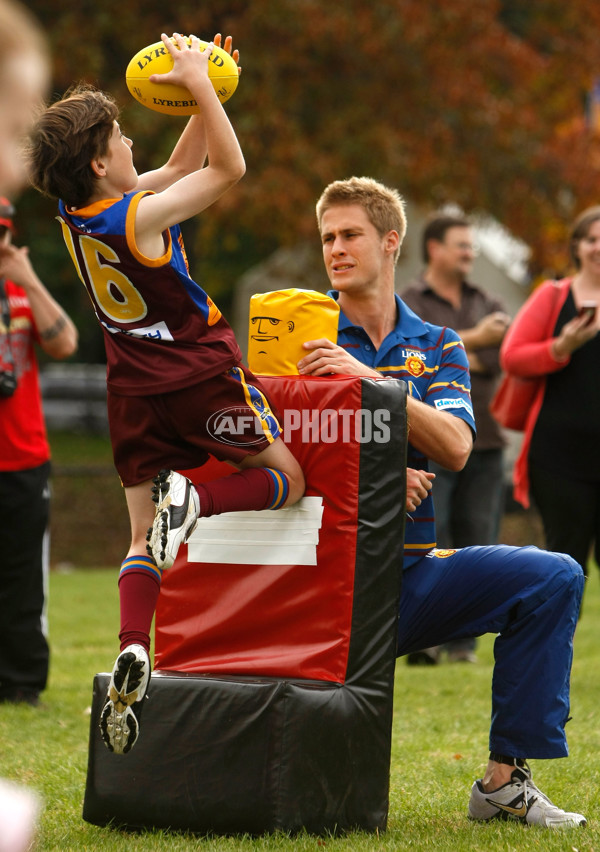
top-left (578, 301), bottom-right (597, 325)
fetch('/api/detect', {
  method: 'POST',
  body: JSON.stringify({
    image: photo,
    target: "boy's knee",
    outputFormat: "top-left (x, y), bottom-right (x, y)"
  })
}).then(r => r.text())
top-left (284, 468), bottom-right (305, 507)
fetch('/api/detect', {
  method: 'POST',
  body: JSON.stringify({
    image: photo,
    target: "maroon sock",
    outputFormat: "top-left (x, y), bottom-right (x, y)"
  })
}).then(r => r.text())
top-left (118, 556), bottom-right (162, 653)
top-left (194, 467), bottom-right (287, 516)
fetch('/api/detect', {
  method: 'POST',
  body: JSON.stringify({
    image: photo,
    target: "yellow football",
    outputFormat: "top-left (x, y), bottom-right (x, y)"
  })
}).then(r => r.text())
top-left (125, 37), bottom-right (239, 116)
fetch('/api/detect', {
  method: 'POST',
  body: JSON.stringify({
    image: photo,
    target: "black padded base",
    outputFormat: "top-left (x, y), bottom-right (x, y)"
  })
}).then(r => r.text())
top-left (83, 670), bottom-right (392, 835)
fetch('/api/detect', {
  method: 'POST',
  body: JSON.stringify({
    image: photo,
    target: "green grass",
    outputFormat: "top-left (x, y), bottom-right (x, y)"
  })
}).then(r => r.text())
top-left (49, 430), bottom-right (115, 468)
top-left (1, 566), bottom-right (599, 851)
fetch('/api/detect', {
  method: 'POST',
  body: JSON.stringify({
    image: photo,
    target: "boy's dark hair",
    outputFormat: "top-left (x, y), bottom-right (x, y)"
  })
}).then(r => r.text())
top-left (28, 85), bottom-right (119, 207)
top-left (421, 212), bottom-right (470, 264)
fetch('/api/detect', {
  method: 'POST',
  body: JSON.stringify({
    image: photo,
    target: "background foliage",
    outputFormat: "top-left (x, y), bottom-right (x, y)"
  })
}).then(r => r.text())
top-left (17, 0), bottom-right (600, 361)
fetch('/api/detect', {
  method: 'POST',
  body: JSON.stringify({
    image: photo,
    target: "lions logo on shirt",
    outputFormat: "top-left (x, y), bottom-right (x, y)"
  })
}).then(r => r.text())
top-left (405, 354), bottom-right (425, 377)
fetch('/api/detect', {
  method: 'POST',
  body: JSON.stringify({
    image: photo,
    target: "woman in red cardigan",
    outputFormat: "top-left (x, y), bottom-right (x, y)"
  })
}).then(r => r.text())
top-left (500, 206), bottom-right (600, 578)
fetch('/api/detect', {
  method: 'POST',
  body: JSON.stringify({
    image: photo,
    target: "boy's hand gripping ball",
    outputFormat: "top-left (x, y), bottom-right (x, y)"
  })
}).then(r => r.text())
top-left (126, 37), bottom-right (239, 116)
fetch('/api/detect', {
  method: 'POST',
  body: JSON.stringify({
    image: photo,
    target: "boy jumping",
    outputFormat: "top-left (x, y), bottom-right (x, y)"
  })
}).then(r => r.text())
top-left (28, 32), bottom-right (304, 754)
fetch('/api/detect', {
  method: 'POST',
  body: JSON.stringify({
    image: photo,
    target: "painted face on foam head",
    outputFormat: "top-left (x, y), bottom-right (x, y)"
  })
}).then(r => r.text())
top-left (250, 314), bottom-right (295, 352)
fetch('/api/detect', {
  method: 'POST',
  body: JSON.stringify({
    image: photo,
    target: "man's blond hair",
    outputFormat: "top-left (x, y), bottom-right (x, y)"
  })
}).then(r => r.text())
top-left (316, 177), bottom-right (407, 264)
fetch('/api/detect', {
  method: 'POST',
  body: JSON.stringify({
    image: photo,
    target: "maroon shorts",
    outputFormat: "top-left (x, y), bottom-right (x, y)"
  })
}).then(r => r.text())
top-left (108, 365), bottom-right (282, 487)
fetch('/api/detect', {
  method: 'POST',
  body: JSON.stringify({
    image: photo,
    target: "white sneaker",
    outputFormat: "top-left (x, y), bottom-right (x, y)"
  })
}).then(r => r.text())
top-left (146, 469), bottom-right (200, 570)
top-left (99, 644), bottom-right (150, 755)
top-left (469, 763), bottom-right (586, 828)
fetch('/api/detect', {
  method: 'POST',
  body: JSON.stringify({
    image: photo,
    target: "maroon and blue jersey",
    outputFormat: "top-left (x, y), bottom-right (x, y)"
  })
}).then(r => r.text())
top-left (331, 291), bottom-right (475, 568)
top-left (57, 192), bottom-right (242, 395)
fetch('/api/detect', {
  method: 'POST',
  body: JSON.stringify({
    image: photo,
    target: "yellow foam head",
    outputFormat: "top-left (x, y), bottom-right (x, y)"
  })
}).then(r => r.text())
top-left (248, 289), bottom-right (339, 376)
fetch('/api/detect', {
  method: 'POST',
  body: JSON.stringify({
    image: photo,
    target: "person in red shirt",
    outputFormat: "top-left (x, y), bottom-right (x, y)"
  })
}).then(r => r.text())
top-left (0, 197), bottom-right (78, 705)
top-left (0, 4), bottom-right (55, 848)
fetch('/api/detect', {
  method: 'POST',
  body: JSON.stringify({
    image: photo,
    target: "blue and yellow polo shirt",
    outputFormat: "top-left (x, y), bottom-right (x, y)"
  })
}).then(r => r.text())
top-left (331, 290), bottom-right (476, 569)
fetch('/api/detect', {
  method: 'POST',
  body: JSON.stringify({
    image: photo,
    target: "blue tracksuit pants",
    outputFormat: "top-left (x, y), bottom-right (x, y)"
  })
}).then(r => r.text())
top-left (396, 545), bottom-right (584, 759)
